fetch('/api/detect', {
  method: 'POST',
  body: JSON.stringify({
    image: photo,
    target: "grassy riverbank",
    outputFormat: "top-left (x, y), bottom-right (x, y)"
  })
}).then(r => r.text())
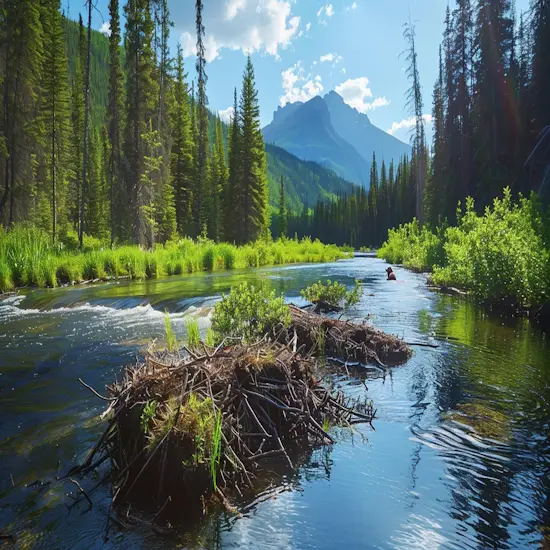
top-left (0, 226), bottom-right (349, 292)
top-left (378, 189), bottom-right (550, 308)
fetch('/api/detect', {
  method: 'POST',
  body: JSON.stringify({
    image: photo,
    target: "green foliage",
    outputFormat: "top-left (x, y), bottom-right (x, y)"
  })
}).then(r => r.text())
top-left (211, 282), bottom-right (291, 344)
top-left (185, 316), bottom-right (200, 349)
top-left (377, 219), bottom-right (445, 272)
top-left (0, 227), bottom-right (347, 290)
top-left (378, 189), bottom-right (550, 307)
top-left (140, 400), bottom-right (157, 434)
top-left (165, 312), bottom-right (177, 352)
top-left (301, 279), bottom-right (363, 309)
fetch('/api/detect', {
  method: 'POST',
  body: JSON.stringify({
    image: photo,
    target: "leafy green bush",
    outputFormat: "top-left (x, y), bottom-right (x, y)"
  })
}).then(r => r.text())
top-left (301, 279), bottom-right (363, 309)
top-left (431, 190), bottom-right (550, 306)
top-left (378, 188), bottom-right (550, 307)
top-left (211, 282), bottom-right (291, 344)
top-left (377, 219), bottom-right (445, 272)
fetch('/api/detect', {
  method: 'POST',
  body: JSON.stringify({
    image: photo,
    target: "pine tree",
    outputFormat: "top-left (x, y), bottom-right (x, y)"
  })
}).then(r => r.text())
top-left (208, 117), bottom-right (227, 241)
top-left (473, 0), bottom-right (515, 206)
top-left (277, 175), bottom-right (288, 239)
top-left (428, 46), bottom-right (447, 225)
top-left (124, 0), bottom-right (158, 245)
top-left (86, 127), bottom-right (108, 237)
top-left (79, 0), bottom-right (92, 247)
top-left (368, 152), bottom-right (378, 244)
top-left (403, 20), bottom-right (427, 224)
top-left (531, 0), bottom-right (550, 137)
top-left (171, 44), bottom-right (194, 236)
top-left (68, 15), bottom-right (85, 233)
top-left (225, 87), bottom-right (241, 242)
top-left (194, 0), bottom-right (209, 236)
top-left (41, 0), bottom-right (71, 241)
top-left (239, 56), bottom-right (268, 243)
top-left (0, 0), bottom-right (44, 226)
top-left (107, 0), bottom-right (125, 245)
top-left (152, 0), bottom-right (175, 243)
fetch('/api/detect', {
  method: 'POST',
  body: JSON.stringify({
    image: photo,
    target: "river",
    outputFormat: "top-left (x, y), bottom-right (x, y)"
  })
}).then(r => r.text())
top-left (1, 256), bottom-right (549, 549)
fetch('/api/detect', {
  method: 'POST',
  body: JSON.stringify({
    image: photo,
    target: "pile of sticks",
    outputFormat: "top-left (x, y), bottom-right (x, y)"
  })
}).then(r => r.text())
top-left (286, 305), bottom-right (411, 366)
top-left (78, 340), bottom-right (374, 517)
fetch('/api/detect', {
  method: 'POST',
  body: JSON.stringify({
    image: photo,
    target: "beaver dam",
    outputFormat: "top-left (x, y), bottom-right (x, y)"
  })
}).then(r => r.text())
top-left (74, 305), bottom-right (411, 528)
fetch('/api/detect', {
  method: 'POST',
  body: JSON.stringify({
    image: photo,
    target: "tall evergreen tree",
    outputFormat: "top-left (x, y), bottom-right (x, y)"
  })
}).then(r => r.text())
top-left (403, 20), bottom-right (427, 224)
top-left (171, 44), bottom-right (194, 236)
top-left (472, 0), bottom-right (515, 206)
top-left (41, 0), bottom-right (71, 241)
top-left (208, 117), bottom-right (227, 241)
top-left (239, 56), bottom-right (268, 243)
top-left (124, 0), bottom-right (158, 245)
top-left (0, 0), bottom-right (43, 226)
top-left (107, 0), bottom-right (125, 245)
top-left (531, 0), bottom-right (550, 137)
top-left (225, 87), bottom-right (241, 242)
top-left (79, 0), bottom-right (92, 247)
top-left (194, 0), bottom-right (209, 236)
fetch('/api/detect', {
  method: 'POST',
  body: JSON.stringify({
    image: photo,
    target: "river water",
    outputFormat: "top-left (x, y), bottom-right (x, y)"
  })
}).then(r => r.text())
top-left (1, 256), bottom-right (549, 549)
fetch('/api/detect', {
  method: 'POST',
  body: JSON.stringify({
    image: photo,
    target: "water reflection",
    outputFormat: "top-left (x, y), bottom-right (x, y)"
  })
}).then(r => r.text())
top-left (0, 258), bottom-right (549, 548)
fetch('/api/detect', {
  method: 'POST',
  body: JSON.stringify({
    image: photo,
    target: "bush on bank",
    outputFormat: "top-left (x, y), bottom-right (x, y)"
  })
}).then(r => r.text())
top-left (0, 226), bottom-right (348, 292)
top-left (377, 189), bottom-right (550, 307)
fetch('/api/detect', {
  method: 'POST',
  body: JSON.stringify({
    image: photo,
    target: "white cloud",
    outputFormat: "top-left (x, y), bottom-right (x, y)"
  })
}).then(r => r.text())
top-left (177, 0), bottom-right (301, 62)
top-left (305, 22), bottom-right (311, 32)
top-left (280, 62), bottom-right (323, 106)
top-left (345, 2), bottom-right (358, 11)
top-left (342, 67), bottom-right (347, 74)
top-left (387, 114), bottom-right (433, 135)
top-left (226, 0), bottom-right (246, 20)
top-left (320, 53), bottom-right (335, 63)
top-left (218, 106), bottom-right (234, 124)
top-left (99, 21), bottom-right (111, 36)
top-left (335, 77), bottom-right (390, 113)
top-left (317, 4), bottom-right (334, 25)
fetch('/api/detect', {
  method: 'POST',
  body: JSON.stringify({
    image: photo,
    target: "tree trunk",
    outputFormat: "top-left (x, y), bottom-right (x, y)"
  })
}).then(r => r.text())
top-left (80, 0), bottom-right (92, 249)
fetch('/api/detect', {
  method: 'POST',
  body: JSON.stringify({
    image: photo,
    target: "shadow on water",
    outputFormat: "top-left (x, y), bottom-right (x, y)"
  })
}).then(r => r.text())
top-left (1, 258), bottom-right (550, 548)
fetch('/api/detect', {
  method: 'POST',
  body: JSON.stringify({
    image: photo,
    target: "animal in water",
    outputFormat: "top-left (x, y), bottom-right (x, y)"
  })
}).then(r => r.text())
top-left (386, 267), bottom-right (396, 281)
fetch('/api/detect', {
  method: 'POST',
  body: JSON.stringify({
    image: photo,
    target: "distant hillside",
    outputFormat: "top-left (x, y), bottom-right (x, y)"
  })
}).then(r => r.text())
top-left (263, 96), bottom-right (371, 185)
top-left (263, 92), bottom-right (411, 187)
top-left (62, 21), bottom-right (346, 215)
top-left (323, 91), bottom-right (410, 166)
top-left (266, 144), bottom-right (354, 213)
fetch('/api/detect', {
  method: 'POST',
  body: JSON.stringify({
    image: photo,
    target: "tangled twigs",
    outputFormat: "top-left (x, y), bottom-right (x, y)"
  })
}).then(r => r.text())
top-left (74, 341), bottom-right (375, 519)
top-left (285, 305), bottom-right (412, 365)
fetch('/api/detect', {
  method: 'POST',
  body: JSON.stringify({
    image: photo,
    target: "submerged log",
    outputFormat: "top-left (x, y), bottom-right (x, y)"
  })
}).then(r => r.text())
top-left (286, 305), bottom-right (411, 366)
top-left (76, 342), bottom-right (374, 521)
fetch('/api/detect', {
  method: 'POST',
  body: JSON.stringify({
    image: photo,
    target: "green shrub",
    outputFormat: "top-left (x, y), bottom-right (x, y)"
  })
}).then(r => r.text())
top-left (301, 279), bottom-right (363, 309)
top-left (377, 219), bottom-right (444, 272)
top-left (431, 190), bottom-right (549, 306)
top-left (211, 282), bottom-right (291, 344)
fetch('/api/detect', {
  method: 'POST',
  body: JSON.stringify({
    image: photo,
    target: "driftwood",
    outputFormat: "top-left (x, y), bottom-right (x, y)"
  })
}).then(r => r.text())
top-left (286, 305), bottom-right (411, 366)
top-left (74, 341), bottom-right (375, 520)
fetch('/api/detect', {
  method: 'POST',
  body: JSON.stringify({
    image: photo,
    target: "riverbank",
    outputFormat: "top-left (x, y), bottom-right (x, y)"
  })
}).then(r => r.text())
top-left (0, 226), bottom-right (350, 292)
top-left (377, 189), bottom-right (550, 317)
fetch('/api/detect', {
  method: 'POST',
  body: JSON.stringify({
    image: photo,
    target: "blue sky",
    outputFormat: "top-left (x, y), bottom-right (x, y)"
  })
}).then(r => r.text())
top-left (66, 0), bottom-right (529, 144)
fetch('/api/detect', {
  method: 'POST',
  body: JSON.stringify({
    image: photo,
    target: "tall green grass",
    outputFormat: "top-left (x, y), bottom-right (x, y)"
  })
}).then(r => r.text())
top-left (0, 226), bottom-right (349, 292)
top-left (377, 189), bottom-right (550, 307)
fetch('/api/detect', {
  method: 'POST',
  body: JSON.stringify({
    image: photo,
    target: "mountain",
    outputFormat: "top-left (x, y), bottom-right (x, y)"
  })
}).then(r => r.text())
top-left (263, 96), bottom-right (371, 186)
top-left (323, 91), bottom-right (411, 165)
top-left (266, 144), bottom-right (354, 214)
top-left (263, 92), bottom-right (411, 186)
